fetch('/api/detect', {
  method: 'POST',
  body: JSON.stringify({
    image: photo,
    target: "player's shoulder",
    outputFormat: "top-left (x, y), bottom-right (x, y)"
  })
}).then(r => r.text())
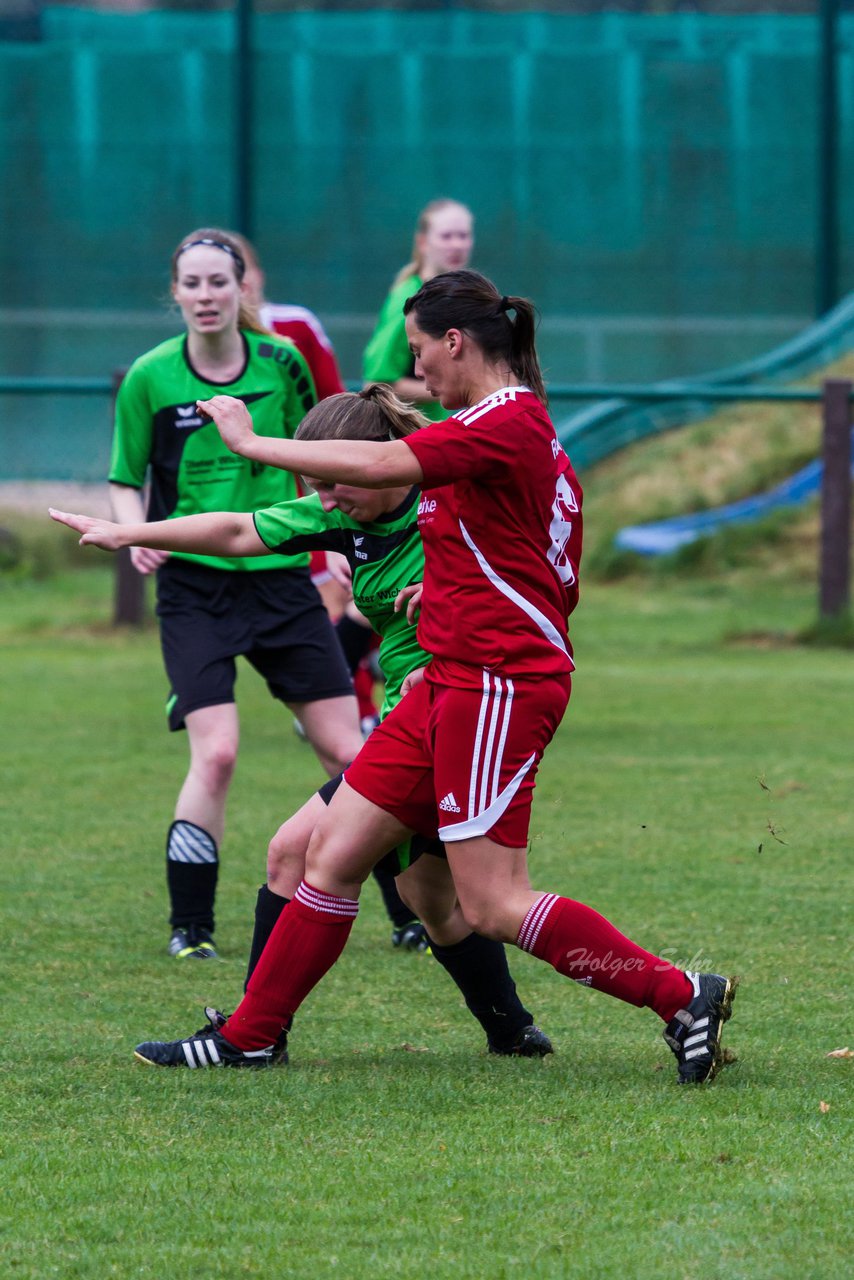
top-left (452, 386), bottom-right (548, 431)
top-left (126, 333), bottom-right (185, 378)
top-left (379, 274), bottom-right (421, 316)
top-left (245, 328), bottom-right (311, 372)
top-left (262, 302), bottom-right (333, 349)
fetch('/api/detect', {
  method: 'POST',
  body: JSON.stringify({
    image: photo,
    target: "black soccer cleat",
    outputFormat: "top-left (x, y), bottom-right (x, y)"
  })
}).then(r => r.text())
top-left (167, 926), bottom-right (218, 960)
top-left (134, 1024), bottom-right (275, 1069)
top-left (663, 971), bottom-right (739, 1085)
top-left (489, 1024), bottom-right (554, 1058)
top-left (391, 921), bottom-right (430, 953)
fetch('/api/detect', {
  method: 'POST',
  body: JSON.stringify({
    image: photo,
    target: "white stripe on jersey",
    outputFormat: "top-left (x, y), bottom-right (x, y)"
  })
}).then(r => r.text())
top-left (458, 519), bottom-right (573, 666)
top-left (454, 386), bottom-right (531, 427)
top-left (260, 303), bottom-right (336, 352)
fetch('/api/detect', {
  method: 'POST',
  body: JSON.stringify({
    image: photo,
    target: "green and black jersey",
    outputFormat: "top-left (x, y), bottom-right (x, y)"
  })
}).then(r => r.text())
top-left (362, 275), bottom-right (449, 423)
top-left (109, 330), bottom-right (317, 572)
top-left (253, 486), bottom-right (428, 717)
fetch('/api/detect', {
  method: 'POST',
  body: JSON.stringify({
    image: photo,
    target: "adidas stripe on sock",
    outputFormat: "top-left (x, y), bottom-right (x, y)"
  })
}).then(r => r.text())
top-left (516, 893), bottom-right (694, 1021)
top-left (224, 879), bottom-right (359, 1049)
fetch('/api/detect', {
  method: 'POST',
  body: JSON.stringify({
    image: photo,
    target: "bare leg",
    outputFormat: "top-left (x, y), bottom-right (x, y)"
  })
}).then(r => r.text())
top-left (266, 792), bottom-right (328, 898)
top-left (395, 856), bottom-right (470, 947)
top-left (176, 703), bottom-right (240, 845)
top-left (287, 695), bottom-right (363, 777)
top-left (165, 703), bottom-right (239, 950)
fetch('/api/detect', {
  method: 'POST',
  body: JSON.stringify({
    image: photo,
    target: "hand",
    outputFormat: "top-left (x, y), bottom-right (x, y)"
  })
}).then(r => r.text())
top-left (49, 508), bottom-right (126, 552)
top-left (325, 551), bottom-right (353, 591)
top-left (400, 666), bottom-right (426, 696)
top-left (48, 509), bottom-right (169, 575)
top-left (394, 582), bottom-right (423, 624)
top-left (197, 394), bottom-right (256, 456)
top-left (129, 546), bottom-right (170, 575)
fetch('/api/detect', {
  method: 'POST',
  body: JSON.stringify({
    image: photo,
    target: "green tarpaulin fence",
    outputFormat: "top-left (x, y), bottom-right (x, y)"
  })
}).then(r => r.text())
top-left (1, 7), bottom-right (852, 479)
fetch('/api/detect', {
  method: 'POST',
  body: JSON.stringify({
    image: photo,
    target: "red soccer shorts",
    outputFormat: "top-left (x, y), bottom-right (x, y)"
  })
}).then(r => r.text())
top-left (344, 670), bottom-right (571, 849)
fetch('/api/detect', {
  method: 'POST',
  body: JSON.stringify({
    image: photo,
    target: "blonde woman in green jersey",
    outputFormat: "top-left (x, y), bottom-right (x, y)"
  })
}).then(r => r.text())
top-left (363, 199), bottom-right (473, 421)
top-left (106, 228), bottom-right (364, 962)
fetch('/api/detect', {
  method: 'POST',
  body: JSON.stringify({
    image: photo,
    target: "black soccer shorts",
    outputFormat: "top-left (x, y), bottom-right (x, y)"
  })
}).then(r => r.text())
top-left (156, 558), bottom-right (353, 731)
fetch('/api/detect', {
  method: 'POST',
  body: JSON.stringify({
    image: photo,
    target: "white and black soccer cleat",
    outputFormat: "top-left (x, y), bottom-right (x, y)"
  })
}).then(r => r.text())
top-left (663, 971), bottom-right (738, 1084)
top-left (134, 1024), bottom-right (275, 1069)
top-left (199, 1006), bottom-right (289, 1065)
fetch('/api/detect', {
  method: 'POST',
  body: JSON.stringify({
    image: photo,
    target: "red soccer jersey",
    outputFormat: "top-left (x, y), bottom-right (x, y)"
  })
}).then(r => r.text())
top-left (402, 387), bottom-right (583, 687)
top-left (261, 303), bottom-right (346, 402)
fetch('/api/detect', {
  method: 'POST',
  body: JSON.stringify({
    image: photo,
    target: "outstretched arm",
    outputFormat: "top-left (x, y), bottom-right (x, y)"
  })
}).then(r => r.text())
top-left (109, 482), bottom-right (170, 575)
top-left (48, 508), bottom-right (268, 558)
top-left (198, 395), bottom-right (424, 490)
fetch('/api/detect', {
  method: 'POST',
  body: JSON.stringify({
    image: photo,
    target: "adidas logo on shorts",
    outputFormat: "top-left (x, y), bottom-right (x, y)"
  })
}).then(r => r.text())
top-left (438, 791), bottom-right (462, 814)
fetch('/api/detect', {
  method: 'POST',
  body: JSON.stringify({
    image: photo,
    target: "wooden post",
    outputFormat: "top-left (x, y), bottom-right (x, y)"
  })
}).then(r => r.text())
top-left (818, 378), bottom-right (852, 619)
top-left (111, 369), bottom-right (146, 627)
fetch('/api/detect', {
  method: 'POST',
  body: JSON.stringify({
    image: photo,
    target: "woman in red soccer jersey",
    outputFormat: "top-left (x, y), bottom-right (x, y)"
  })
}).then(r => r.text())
top-left (135, 270), bottom-right (737, 1084)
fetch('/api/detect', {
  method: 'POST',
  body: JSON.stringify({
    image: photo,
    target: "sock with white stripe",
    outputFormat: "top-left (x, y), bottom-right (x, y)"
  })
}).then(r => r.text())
top-left (516, 894), bottom-right (693, 1022)
top-left (166, 820), bottom-right (218, 932)
top-left (223, 879), bottom-right (359, 1050)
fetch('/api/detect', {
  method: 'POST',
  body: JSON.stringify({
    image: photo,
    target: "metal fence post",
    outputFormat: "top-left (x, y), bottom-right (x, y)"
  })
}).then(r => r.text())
top-left (111, 369), bottom-right (146, 628)
top-left (818, 378), bottom-right (852, 619)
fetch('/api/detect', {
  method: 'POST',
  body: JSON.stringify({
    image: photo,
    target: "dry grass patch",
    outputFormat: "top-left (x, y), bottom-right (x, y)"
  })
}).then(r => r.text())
top-left (582, 353), bottom-right (854, 582)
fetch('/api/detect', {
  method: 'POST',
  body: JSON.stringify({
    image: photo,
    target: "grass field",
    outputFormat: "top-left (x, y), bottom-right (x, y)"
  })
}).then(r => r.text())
top-left (1, 555), bottom-right (852, 1279)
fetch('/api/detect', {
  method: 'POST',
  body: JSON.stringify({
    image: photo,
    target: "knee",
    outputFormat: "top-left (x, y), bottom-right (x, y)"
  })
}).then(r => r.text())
top-left (457, 899), bottom-right (514, 944)
top-left (266, 827), bottom-right (303, 887)
top-left (303, 819), bottom-right (369, 890)
top-left (304, 822), bottom-right (336, 881)
top-left (397, 878), bottom-right (456, 935)
top-left (323, 735), bottom-right (363, 775)
top-left (199, 738), bottom-right (238, 790)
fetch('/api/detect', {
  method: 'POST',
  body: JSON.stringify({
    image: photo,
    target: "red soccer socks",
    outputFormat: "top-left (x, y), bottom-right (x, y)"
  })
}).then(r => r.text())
top-left (517, 894), bottom-right (694, 1022)
top-left (223, 881), bottom-right (359, 1050)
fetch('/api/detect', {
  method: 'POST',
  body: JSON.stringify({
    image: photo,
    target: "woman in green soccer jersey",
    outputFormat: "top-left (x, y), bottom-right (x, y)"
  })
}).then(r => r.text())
top-left (362, 199), bottom-right (473, 421)
top-left (51, 384), bottom-right (553, 1057)
top-left (106, 227), bottom-right (364, 962)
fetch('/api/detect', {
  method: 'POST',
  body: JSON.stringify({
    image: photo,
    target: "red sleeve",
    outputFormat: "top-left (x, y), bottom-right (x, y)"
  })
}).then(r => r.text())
top-left (403, 399), bottom-right (540, 488)
top-left (307, 342), bottom-right (346, 400)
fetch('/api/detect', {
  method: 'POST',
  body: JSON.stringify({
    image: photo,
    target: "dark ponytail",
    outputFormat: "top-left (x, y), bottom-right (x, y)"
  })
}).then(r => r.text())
top-left (403, 269), bottom-right (547, 405)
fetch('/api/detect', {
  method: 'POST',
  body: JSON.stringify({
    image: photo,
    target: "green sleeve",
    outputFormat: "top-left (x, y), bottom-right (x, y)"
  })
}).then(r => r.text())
top-left (253, 492), bottom-right (348, 556)
top-left (278, 342), bottom-right (317, 436)
top-left (109, 361), bottom-right (153, 487)
top-left (362, 277), bottom-right (420, 383)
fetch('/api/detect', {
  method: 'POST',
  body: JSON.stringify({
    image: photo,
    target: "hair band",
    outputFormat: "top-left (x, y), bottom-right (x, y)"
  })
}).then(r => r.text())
top-left (176, 238), bottom-right (245, 273)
